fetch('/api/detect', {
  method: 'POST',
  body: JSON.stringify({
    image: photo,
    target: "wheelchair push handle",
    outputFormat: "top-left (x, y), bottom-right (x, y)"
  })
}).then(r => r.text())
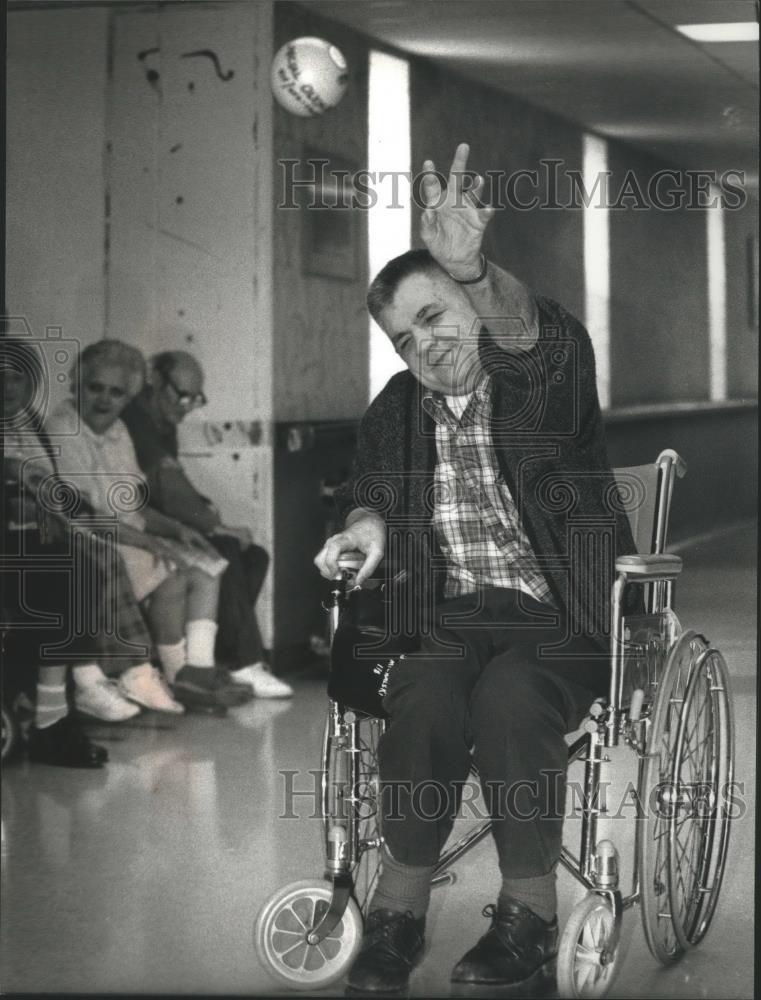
top-left (336, 550), bottom-right (365, 574)
top-left (335, 551), bottom-right (399, 591)
top-left (656, 448), bottom-right (687, 479)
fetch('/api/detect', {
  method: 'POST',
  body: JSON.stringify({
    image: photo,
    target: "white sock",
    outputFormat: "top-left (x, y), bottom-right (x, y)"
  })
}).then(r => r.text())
top-left (122, 661), bottom-right (153, 680)
top-left (35, 683), bottom-right (68, 729)
top-left (72, 663), bottom-right (107, 689)
top-left (186, 618), bottom-right (218, 668)
top-left (157, 640), bottom-right (187, 682)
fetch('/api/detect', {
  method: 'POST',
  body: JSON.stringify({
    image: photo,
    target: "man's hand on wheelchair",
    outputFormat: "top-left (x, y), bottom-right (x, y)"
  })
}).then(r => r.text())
top-left (314, 511), bottom-right (385, 587)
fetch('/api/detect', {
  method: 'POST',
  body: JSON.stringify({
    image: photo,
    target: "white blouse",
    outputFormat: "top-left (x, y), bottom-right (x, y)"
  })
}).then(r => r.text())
top-left (45, 399), bottom-right (148, 530)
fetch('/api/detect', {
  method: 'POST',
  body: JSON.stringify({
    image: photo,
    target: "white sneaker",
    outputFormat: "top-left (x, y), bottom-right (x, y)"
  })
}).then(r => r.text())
top-left (74, 670), bottom-right (142, 722)
top-left (230, 663), bottom-right (294, 699)
top-left (118, 664), bottom-right (185, 714)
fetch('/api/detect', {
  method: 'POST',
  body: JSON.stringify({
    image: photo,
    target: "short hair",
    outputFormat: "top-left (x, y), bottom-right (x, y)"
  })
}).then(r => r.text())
top-left (74, 339), bottom-right (146, 398)
top-left (151, 350), bottom-right (201, 380)
top-left (366, 248), bottom-right (446, 324)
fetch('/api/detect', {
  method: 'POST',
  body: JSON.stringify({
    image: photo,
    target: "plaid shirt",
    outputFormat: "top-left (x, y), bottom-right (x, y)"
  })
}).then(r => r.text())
top-left (423, 376), bottom-right (554, 606)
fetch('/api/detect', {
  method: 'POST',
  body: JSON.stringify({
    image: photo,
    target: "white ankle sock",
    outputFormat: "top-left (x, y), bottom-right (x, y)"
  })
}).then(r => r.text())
top-left (35, 683), bottom-right (68, 729)
top-left (72, 663), bottom-right (107, 689)
top-left (122, 662), bottom-right (153, 680)
top-left (186, 619), bottom-right (218, 667)
top-left (157, 640), bottom-right (187, 682)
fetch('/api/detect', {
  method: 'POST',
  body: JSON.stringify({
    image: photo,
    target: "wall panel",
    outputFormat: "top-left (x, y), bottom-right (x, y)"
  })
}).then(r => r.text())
top-left (608, 143), bottom-right (710, 406)
top-left (6, 9), bottom-right (109, 413)
top-left (725, 197), bottom-right (759, 399)
top-left (272, 2), bottom-right (371, 422)
top-left (107, 3), bottom-right (273, 424)
top-left (410, 59), bottom-right (585, 321)
top-left (106, 2), bottom-right (276, 644)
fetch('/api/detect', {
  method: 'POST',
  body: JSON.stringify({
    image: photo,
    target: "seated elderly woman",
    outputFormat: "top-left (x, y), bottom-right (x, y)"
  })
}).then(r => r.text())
top-left (3, 338), bottom-right (155, 765)
top-left (45, 339), bottom-right (253, 713)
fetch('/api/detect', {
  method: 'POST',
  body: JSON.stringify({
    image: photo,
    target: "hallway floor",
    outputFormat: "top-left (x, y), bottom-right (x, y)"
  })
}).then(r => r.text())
top-left (1, 523), bottom-right (756, 997)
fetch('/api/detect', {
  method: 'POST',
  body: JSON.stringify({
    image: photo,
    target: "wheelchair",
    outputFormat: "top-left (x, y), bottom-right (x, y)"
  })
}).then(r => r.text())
top-left (255, 450), bottom-right (735, 998)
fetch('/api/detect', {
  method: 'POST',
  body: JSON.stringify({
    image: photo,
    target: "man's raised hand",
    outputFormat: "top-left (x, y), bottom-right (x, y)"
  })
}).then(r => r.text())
top-left (420, 142), bottom-right (495, 281)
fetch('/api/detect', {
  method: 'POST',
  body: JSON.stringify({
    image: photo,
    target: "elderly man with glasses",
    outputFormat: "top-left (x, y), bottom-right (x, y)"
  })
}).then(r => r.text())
top-left (122, 350), bottom-right (292, 699)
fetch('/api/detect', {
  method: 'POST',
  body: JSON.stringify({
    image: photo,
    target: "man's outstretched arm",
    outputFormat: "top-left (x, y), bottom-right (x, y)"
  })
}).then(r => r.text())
top-left (420, 142), bottom-right (539, 350)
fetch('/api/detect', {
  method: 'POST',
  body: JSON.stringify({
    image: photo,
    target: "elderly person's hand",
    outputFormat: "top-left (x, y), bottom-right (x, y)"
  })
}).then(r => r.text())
top-left (420, 142), bottom-right (495, 281)
top-left (143, 534), bottom-right (184, 568)
top-left (170, 520), bottom-right (220, 556)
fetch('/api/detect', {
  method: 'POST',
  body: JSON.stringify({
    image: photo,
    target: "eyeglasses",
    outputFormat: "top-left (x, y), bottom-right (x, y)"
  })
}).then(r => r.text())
top-left (163, 372), bottom-right (207, 409)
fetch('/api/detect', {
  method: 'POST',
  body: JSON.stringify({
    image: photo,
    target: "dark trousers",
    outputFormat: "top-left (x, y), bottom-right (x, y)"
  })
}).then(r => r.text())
top-left (209, 535), bottom-right (269, 668)
top-left (378, 587), bottom-right (609, 878)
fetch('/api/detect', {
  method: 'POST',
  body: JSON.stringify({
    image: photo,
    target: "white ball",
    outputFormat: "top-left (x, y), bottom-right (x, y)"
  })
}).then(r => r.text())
top-left (271, 37), bottom-right (348, 117)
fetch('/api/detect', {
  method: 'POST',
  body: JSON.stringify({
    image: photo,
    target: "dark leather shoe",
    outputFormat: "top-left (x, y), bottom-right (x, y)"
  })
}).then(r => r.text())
top-left (173, 666), bottom-right (235, 711)
top-left (171, 680), bottom-right (228, 714)
top-left (346, 908), bottom-right (425, 995)
top-left (450, 898), bottom-right (557, 991)
top-left (212, 667), bottom-right (254, 704)
top-left (27, 716), bottom-right (108, 768)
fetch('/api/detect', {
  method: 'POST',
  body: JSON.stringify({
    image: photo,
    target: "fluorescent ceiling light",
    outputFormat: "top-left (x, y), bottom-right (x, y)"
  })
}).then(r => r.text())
top-left (676, 22), bottom-right (759, 42)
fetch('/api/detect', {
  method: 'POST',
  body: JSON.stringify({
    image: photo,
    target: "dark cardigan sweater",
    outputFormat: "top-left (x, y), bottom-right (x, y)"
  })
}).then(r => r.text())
top-left (336, 296), bottom-right (639, 652)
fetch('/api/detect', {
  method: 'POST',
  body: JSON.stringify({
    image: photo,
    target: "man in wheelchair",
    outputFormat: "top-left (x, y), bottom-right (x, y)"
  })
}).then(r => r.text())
top-left (315, 144), bottom-right (638, 996)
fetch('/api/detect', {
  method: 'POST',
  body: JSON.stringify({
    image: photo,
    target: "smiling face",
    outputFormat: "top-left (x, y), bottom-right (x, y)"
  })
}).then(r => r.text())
top-left (80, 363), bottom-right (132, 434)
top-left (378, 270), bottom-right (484, 395)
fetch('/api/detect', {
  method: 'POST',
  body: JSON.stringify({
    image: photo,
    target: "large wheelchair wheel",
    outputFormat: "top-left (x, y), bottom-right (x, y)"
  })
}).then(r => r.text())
top-left (255, 878), bottom-right (363, 990)
top-left (349, 714), bottom-right (384, 913)
top-left (556, 894), bottom-right (624, 998)
top-left (669, 644), bottom-right (733, 947)
top-left (638, 631), bottom-right (734, 964)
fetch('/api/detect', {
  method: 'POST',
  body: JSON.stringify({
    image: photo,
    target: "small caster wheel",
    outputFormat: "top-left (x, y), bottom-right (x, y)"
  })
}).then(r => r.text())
top-left (557, 894), bottom-right (624, 998)
top-left (255, 879), bottom-right (363, 990)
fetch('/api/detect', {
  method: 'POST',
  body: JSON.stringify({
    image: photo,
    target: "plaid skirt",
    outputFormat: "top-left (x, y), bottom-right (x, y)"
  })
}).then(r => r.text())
top-left (87, 533), bottom-right (153, 672)
top-left (2, 526), bottom-right (152, 672)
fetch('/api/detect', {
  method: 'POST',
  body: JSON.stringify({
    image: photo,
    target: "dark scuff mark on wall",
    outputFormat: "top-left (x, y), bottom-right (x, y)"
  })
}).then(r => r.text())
top-left (180, 49), bottom-right (234, 82)
top-left (137, 46), bottom-right (161, 92)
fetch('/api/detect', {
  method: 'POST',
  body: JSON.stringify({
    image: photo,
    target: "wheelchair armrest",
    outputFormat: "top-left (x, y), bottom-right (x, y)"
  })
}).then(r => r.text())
top-left (615, 554), bottom-right (683, 580)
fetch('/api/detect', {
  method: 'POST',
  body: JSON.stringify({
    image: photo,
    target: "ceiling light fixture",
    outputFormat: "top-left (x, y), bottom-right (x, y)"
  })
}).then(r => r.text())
top-left (676, 22), bottom-right (759, 43)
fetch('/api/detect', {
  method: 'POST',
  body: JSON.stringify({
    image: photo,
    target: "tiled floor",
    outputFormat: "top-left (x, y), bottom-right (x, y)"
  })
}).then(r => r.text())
top-left (1, 523), bottom-right (755, 997)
